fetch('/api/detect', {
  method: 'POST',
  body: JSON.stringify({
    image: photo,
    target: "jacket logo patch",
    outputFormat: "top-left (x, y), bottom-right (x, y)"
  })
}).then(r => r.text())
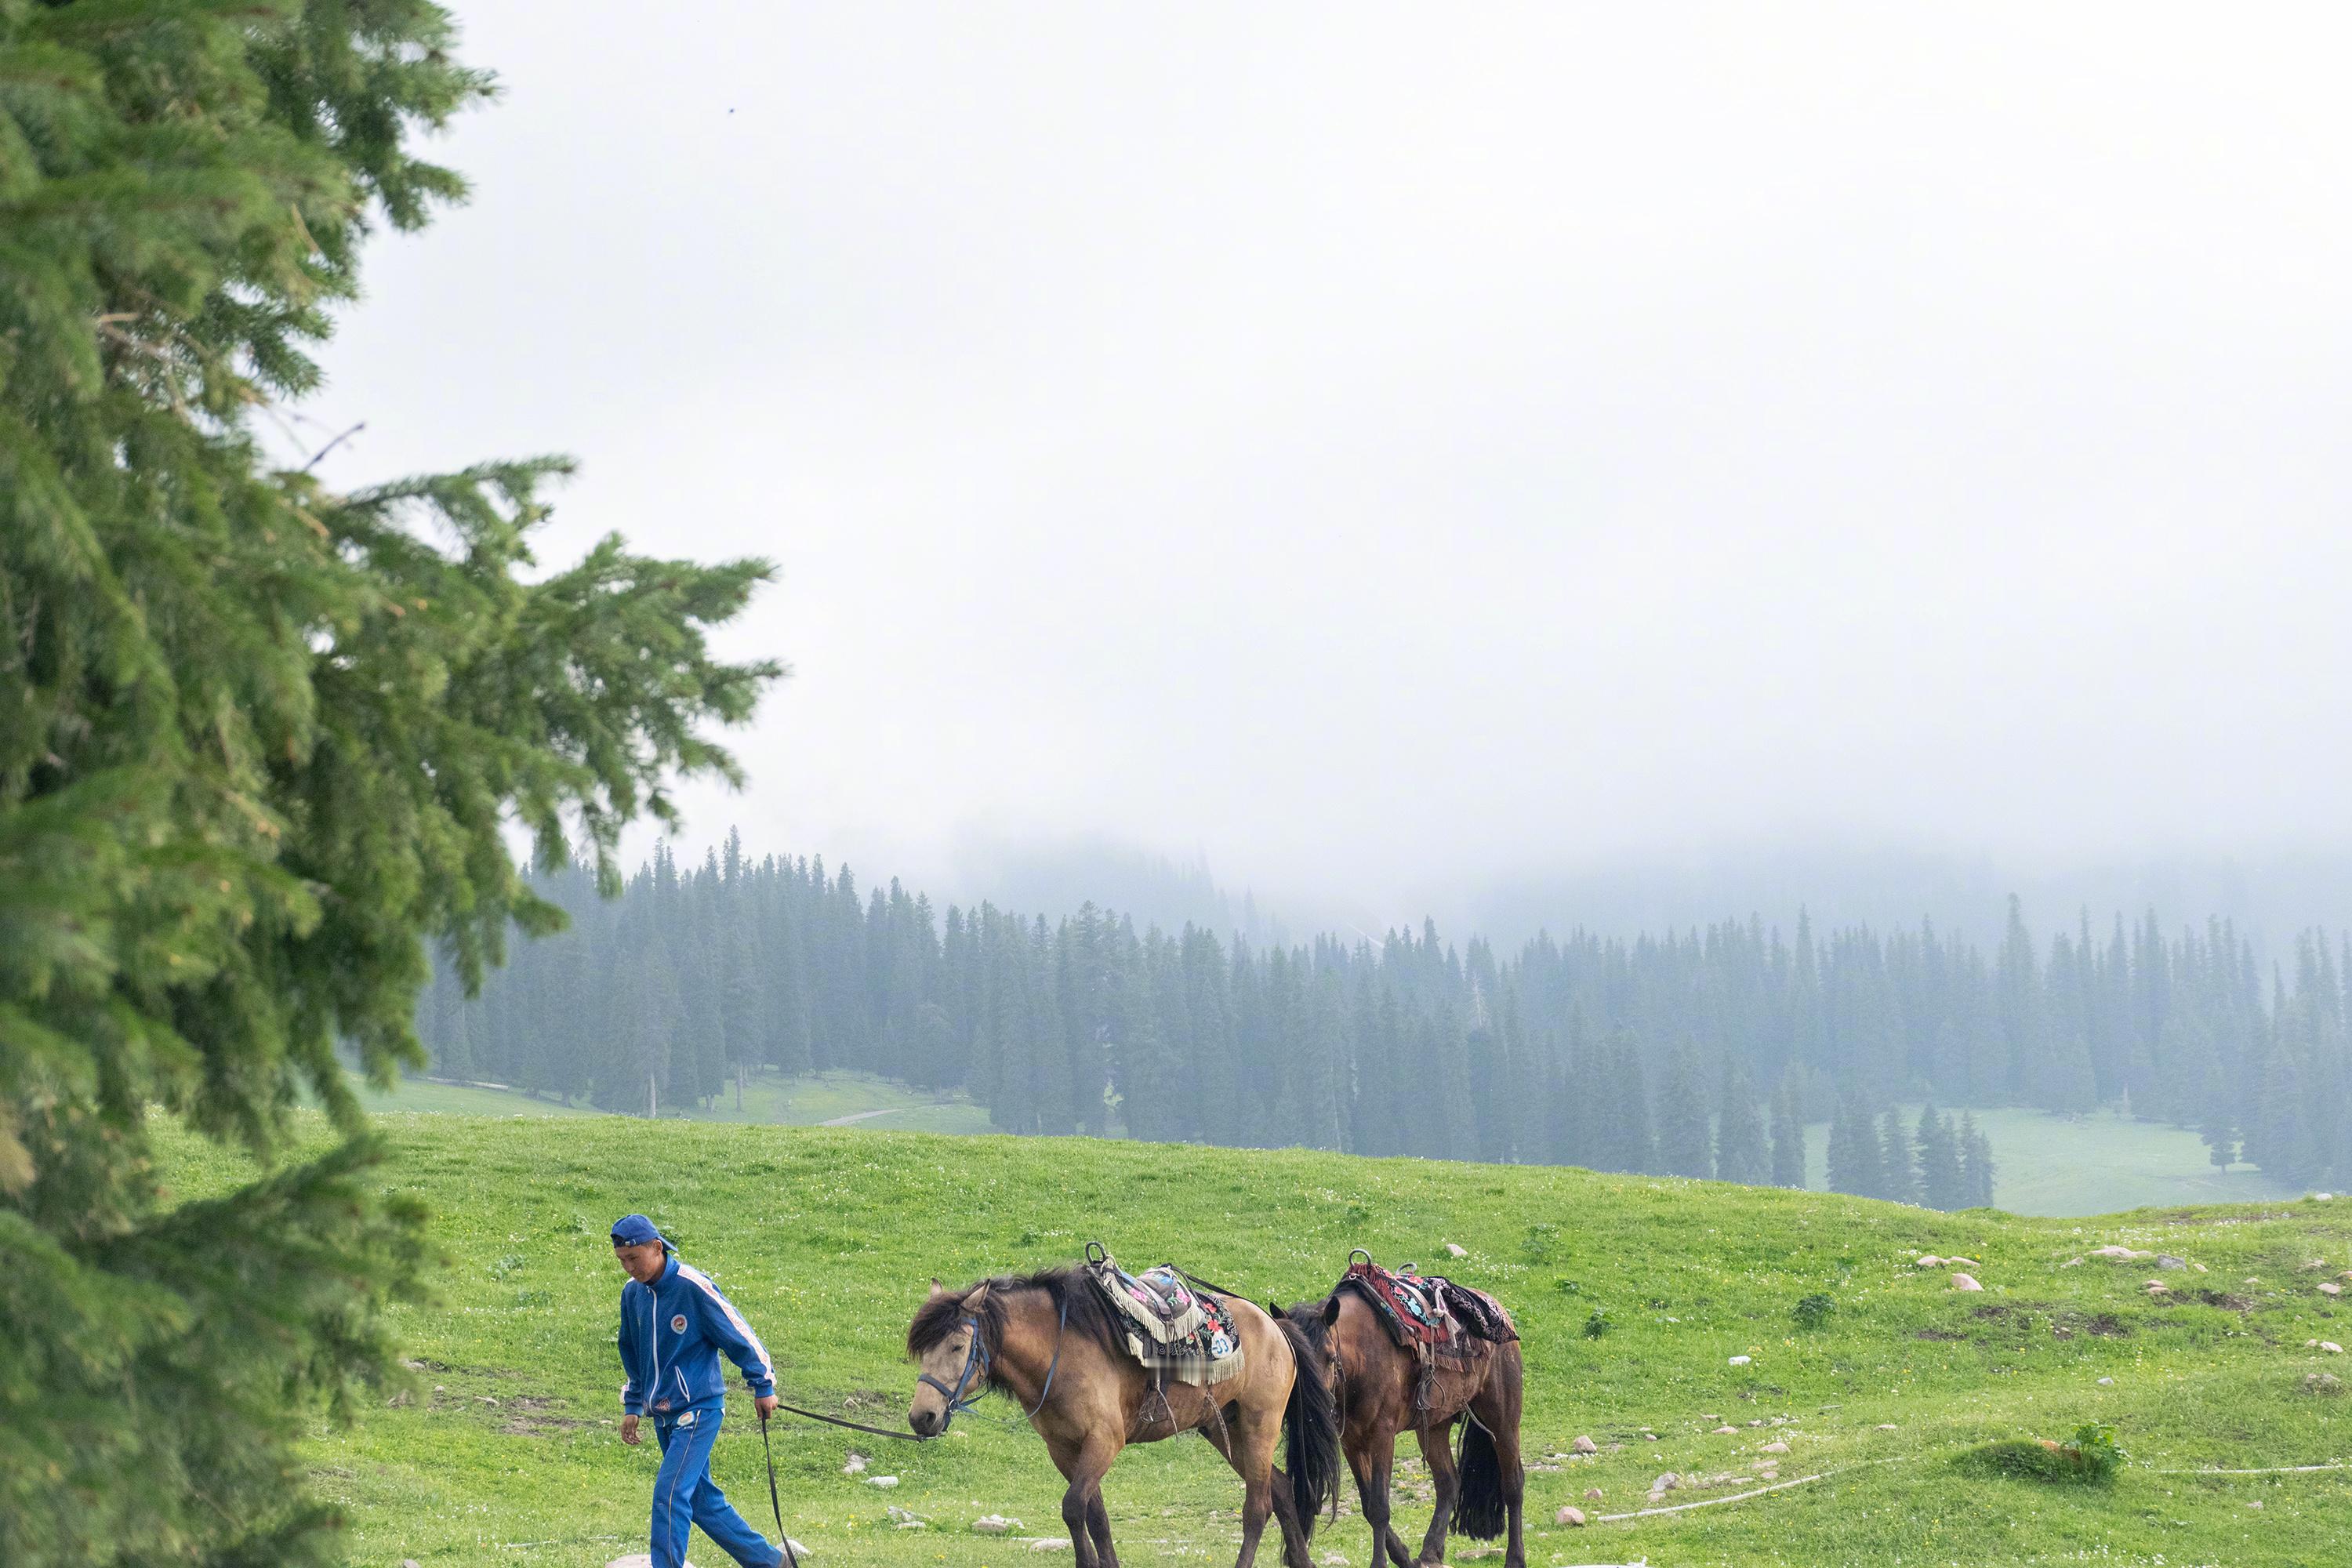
top-left (671, 1314), bottom-right (688, 1333)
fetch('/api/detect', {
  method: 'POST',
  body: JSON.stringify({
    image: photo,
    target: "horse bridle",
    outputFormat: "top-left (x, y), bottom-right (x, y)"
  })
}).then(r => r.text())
top-left (916, 1312), bottom-right (993, 1428)
top-left (916, 1290), bottom-right (1071, 1432)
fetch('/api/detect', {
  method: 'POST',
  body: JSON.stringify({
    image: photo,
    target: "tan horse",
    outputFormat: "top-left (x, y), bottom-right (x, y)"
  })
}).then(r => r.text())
top-left (1279, 1284), bottom-right (1526, 1568)
top-left (908, 1267), bottom-right (1340, 1568)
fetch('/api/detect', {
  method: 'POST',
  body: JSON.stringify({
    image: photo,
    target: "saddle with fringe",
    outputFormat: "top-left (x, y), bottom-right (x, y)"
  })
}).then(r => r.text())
top-left (1084, 1247), bottom-right (1246, 1387)
top-left (1341, 1255), bottom-right (1516, 1371)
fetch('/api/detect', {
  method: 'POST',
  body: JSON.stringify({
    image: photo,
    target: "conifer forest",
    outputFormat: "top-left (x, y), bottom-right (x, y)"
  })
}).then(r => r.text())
top-left (416, 833), bottom-right (2352, 1203)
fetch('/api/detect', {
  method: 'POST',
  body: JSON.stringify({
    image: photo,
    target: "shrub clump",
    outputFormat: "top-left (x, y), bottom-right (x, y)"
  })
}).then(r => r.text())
top-left (1958, 1422), bottom-right (2125, 1485)
top-left (1583, 1308), bottom-right (1613, 1339)
top-left (1791, 1293), bottom-right (1835, 1330)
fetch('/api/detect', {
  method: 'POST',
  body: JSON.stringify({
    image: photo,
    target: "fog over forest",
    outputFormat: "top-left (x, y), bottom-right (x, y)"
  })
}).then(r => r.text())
top-left (944, 837), bottom-right (2352, 967)
top-left (286, 5), bottom-right (2352, 943)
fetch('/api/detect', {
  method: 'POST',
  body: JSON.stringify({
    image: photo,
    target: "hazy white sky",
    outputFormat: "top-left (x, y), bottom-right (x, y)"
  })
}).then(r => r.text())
top-left (301, 3), bottom-right (2352, 915)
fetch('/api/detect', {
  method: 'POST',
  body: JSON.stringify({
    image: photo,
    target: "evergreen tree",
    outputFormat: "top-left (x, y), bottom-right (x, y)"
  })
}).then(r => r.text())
top-left (615, 923), bottom-right (682, 1116)
top-left (1769, 1080), bottom-right (1808, 1188)
top-left (1713, 1055), bottom-right (1769, 1185)
top-left (1655, 1044), bottom-right (1711, 1178)
top-left (1599, 1030), bottom-right (1656, 1174)
top-left (1916, 1104), bottom-right (1965, 1210)
top-left (1294, 970), bottom-right (1350, 1152)
top-left (1958, 1112), bottom-right (1997, 1207)
top-left (766, 880), bottom-right (817, 1076)
top-left (1118, 927), bottom-right (1183, 1142)
top-left (1824, 1098), bottom-right (1857, 1194)
top-left (1025, 916), bottom-right (1075, 1133)
top-left (1428, 1007), bottom-right (1479, 1161)
top-left (1178, 927), bottom-right (1239, 1143)
top-left (1352, 982), bottom-right (1405, 1156)
top-left (0, 4), bottom-right (777, 1559)
top-left (2199, 1072), bottom-right (2240, 1171)
top-left (1826, 1094), bottom-right (1885, 1197)
top-left (1547, 1006), bottom-right (1596, 1167)
top-left (1878, 1107), bottom-right (1919, 1203)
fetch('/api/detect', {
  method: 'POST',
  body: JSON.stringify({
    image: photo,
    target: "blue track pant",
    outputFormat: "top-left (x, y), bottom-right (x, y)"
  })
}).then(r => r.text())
top-left (650, 1410), bottom-right (783, 1568)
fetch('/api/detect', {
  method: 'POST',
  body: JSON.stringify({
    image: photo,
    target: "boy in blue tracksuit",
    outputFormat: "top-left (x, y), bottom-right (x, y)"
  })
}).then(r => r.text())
top-left (612, 1214), bottom-right (787, 1568)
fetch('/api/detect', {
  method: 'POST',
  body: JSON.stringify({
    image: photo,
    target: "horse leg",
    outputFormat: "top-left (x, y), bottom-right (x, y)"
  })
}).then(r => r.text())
top-left (1050, 1436), bottom-right (1120, 1568)
top-left (1207, 1396), bottom-right (1282, 1568)
top-left (1469, 1370), bottom-right (1526, 1568)
top-left (1411, 1422), bottom-right (1460, 1568)
top-left (1264, 1459), bottom-right (1314, 1568)
top-left (1278, 1483), bottom-right (1317, 1568)
top-left (1201, 1412), bottom-right (1295, 1568)
top-left (1085, 1490), bottom-right (1119, 1568)
top-left (1345, 1428), bottom-right (1413, 1568)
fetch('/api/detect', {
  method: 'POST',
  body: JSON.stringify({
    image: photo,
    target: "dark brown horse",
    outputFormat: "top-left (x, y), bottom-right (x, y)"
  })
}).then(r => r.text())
top-left (1279, 1280), bottom-right (1526, 1568)
top-left (908, 1267), bottom-right (1341, 1568)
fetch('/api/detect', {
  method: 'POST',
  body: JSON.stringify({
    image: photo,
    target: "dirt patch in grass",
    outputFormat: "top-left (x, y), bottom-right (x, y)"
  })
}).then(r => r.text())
top-left (2046, 1310), bottom-right (2130, 1339)
top-left (496, 1396), bottom-right (593, 1435)
top-left (1914, 1327), bottom-right (1965, 1341)
top-left (2196, 1290), bottom-right (2254, 1311)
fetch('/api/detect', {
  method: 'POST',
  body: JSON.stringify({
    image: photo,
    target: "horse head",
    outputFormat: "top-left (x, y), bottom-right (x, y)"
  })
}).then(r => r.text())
top-left (906, 1279), bottom-right (993, 1436)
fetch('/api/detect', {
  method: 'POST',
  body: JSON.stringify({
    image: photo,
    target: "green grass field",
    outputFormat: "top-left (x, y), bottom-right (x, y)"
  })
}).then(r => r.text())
top-left (1802, 1106), bottom-right (2306, 1217)
top-left (364, 1071), bottom-right (2295, 1219)
top-left (350, 1069), bottom-right (994, 1135)
top-left (161, 1116), bottom-right (2352, 1568)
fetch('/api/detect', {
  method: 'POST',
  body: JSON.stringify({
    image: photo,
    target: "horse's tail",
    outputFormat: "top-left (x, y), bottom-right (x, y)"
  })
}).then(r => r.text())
top-left (1276, 1316), bottom-right (1341, 1530)
top-left (1451, 1412), bottom-right (1507, 1540)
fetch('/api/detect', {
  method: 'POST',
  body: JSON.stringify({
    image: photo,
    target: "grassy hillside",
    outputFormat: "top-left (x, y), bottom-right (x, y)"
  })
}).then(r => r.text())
top-left (162, 1119), bottom-right (2352, 1567)
top-left (362, 1071), bottom-right (2290, 1218)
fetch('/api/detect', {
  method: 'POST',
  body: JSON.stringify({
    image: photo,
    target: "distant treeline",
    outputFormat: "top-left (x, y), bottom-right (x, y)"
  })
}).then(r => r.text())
top-left (414, 832), bottom-right (2352, 1195)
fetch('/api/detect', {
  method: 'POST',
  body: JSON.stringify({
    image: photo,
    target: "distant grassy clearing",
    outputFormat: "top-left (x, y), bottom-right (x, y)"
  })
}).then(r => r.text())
top-left (364, 1071), bottom-right (2302, 1217)
top-left (1803, 1106), bottom-right (2306, 1216)
top-left (161, 1116), bottom-right (2352, 1568)
top-left (348, 1068), bottom-right (993, 1134)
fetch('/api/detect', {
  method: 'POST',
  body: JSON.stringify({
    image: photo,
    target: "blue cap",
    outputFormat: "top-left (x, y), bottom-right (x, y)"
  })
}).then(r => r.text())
top-left (610, 1214), bottom-right (666, 1247)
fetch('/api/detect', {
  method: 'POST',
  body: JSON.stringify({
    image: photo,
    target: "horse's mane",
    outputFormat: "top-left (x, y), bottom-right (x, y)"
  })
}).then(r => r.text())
top-left (907, 1265), bottom-right (1127, 1392)
top-left (1274, 1296), bottom-right (1341, 1400)
top-left (1279, 1298), bottom-right (1335, 1356)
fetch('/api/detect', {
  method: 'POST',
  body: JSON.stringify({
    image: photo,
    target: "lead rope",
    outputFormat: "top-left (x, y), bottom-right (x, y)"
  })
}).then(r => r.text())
top-left (765, 1399), bottom-right (942, 1441)
top-left (757, 1286), bottom-right (1071, 1565)
top-left (759, 1414), bottom-right (800, 1568)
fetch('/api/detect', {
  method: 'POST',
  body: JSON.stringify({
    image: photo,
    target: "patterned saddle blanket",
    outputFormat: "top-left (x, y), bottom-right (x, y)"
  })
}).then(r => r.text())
top-left (1341, 1255), bottom-right (1516, 1368)
top-left (1084, 1248), bottom-right (1246, 1387)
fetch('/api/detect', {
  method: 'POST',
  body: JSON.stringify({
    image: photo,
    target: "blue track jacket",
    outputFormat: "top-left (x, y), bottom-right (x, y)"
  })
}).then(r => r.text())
top-left (619, 1252), bottom-right (776, 1417)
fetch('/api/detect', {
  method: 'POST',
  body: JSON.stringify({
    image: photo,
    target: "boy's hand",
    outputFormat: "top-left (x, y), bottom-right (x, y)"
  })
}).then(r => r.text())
top-left (621, 1414), bottom-right (641, 1446)
top-left (755, 1394), bottom-right (779, 1420)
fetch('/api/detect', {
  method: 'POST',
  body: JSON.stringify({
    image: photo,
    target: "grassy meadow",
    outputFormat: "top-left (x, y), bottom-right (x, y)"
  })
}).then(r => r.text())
top-left (345, 1069), bottom-right (993, 1134)
top-left (1799, 1106), bottom-right (2304, 1218)
top-left (350, 1065), bottom-right (2299, 1220)
top-left (157, 1114), bottom-right (2352, 1567)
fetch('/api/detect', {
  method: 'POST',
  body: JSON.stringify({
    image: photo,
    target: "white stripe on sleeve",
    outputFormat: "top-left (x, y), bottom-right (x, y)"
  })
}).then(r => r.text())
top-left (677, 1262), bottom-right (775, 1384)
